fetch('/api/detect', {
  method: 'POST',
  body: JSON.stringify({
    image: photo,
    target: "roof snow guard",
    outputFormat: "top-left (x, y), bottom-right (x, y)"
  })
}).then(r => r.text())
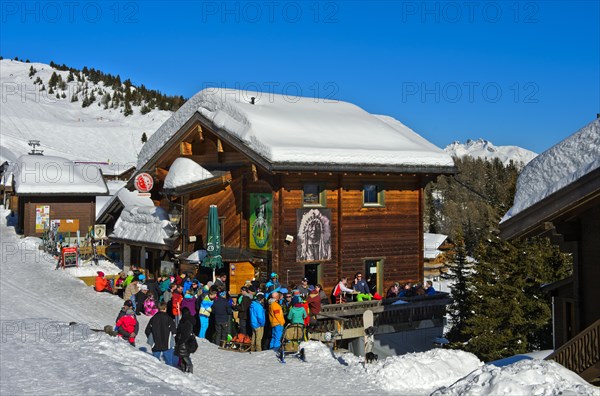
top-left (137, 88), bottom-right (456, 174)
top-left (13, 155), bottom-right (109, 195)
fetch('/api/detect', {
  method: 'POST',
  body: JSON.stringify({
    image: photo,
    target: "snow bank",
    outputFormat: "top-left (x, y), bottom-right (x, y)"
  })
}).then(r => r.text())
top-left (432, 359), bottom-right (600, 396)
top-left (63, 258), bottom-right (121, 277)
top-left (138, 88), bottom-right (454, 170)
top-left (12, 155), bottom-right (108, 194)
top-left (502, 119), bottom-right (600, 223)
top-left (163, 157), bottom-right (214, 189)
top-left (111, 205), bottom-right (175, 245)
top-left (368, 349), bottom-right (483, 394)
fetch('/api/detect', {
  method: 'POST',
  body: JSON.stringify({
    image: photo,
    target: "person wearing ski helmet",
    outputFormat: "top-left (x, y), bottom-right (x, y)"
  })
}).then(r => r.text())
top-left (265, 272), bottom-right (280, 299)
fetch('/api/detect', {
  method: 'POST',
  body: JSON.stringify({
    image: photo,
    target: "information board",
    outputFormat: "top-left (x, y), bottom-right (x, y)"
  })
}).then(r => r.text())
top-left (62, 247), bottom-right (78, 268)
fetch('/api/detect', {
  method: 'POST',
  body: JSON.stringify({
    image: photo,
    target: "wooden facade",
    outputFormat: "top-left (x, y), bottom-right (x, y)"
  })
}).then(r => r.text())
top-left (18, 195), bottom-right (97, 237)
top-left (140, 117), bottom-right (452, 295)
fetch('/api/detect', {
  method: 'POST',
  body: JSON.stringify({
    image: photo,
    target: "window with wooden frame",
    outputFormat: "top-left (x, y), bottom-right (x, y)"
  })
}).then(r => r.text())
top-left (302, 183), bottom-right (326, 207)
top-left (363, 184), bottom-right (385, 207)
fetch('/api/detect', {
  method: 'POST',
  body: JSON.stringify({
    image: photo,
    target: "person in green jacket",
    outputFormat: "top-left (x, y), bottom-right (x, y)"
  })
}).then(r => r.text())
top-left (287, 302), bottom-right (307, 325)
top-left (122, 271), bottom-right (135, 289)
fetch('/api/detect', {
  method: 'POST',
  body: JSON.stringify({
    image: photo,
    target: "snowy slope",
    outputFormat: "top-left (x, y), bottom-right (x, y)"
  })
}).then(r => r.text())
top-left (445, 138), bottom-right (537, 166)
top-left (0, 59), bottom-right (172, 165)
top-left (1, 208), bottom-right (597, 395)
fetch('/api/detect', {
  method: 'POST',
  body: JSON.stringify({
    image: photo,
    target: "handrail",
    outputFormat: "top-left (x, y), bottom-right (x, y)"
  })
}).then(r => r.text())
top-left (546, 318), bottom-right (600, 381)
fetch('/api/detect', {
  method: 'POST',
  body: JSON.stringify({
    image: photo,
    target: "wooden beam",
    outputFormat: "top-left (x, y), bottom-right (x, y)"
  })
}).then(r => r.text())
top-left (217, 138), bottom-right (224, 153)
top-left (196, 125), bottom-right (204, 142)
top-left (155, 167), bottom-right (168, 181)
top-left (251, 164), bottom-right (259, 182)
top-left (180, 141), bottom-right (193, 156)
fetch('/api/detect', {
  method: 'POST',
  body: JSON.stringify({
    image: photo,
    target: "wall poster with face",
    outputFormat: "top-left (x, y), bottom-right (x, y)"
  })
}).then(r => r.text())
top-left (249, 193), bottom-right (272, 250)
top-left (296, 208), bottom-right (332, 262)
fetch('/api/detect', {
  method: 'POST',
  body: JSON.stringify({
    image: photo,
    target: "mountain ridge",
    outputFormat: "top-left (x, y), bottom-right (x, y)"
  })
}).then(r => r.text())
top-left (445, 138), bottom-right (537, 166)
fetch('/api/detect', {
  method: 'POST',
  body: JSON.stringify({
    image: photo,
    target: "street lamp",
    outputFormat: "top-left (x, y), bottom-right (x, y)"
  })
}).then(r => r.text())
top-left (168, 206), bottom-right (182, 226)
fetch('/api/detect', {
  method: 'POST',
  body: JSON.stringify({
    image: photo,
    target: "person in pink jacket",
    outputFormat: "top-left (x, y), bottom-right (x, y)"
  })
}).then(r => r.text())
top-left (144, 294), bottom-right (159, 316)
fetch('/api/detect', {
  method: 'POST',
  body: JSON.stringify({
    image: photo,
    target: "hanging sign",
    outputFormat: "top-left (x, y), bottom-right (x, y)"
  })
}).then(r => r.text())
top-left (134, 173), bottom-right (154, 193)
top-left (94, 224), bottom-right (107, 239)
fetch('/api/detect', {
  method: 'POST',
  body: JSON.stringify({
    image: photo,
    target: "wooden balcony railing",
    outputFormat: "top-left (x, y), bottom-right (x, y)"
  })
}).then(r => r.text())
top-left (313, 293), bottom-right (451, 337)
top-left (546, 318), bottom-right (600, 382)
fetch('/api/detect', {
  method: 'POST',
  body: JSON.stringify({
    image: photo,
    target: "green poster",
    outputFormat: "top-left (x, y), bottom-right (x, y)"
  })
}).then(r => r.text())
top-left (249, 193), bottom-right (272, 250)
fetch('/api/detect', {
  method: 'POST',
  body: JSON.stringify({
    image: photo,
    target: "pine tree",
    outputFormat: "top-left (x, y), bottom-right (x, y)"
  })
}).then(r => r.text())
top-left (463, 236), bottom-right (571, 361)
top-left (48, 72), bottom-right (58, 88)
top-left (71, 93), bottom-right (78, 102)
top-left (123, 99), bottom-right (133, 116)
top-left (81, 93), bottom-right (90, 108)
top-left (61, 92), bottom-right (66, 99)
top-left (48, 86), bottom-right (54, 94)
top-left (28, 66), bottom-right (36, 77)
top-left (67, 71), bottom-right (74, 82)
top-left (444, 233), bottom-right (473, 344)
top-left (55, 93), bottom-right (60, 99)
top-left (141, 132), bottom-right (148, 143)
top-left (140, 104), bottom-right (151, 115)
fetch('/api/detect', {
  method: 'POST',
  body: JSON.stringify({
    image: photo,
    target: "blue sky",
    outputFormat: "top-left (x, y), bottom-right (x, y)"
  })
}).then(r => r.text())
top-left (1, 1), bottom-right (598, 153)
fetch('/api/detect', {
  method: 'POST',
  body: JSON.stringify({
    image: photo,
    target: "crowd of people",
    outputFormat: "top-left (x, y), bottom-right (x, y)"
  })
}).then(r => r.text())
top-left (94, 267), bottom-right (437, 373)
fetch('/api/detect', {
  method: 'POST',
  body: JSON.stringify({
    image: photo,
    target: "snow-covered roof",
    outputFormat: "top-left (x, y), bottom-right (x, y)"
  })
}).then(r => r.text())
top-left (96, 186), bottom-right (154, 221)
top-left (163, 157), bottom-right (214, 189)
top-left (501, 119), bottom-right (600, 223)
top-left (424, 232), bottom-right (448, 259)
top-left (138, 88), bottom-right (454, 172)
top-left (110, 205), bottom-right (176, 246)
top-left (12, 155), bottom-right (109, 195)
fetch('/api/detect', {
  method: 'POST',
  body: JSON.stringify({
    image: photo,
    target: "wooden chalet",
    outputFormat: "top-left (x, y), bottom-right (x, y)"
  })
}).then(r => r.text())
top-left (499, 118), bottom-right (600, 382)
top-left (10, 155), bottom-right (108, 237)
top-left (132, 88), bottom-right (456, 297)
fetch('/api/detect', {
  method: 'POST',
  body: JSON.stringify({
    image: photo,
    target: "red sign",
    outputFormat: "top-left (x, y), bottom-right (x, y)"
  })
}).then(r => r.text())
top-left (134, 173), bottom-right (154, 193)
top-left (61, 247), bottom-right (78, 268)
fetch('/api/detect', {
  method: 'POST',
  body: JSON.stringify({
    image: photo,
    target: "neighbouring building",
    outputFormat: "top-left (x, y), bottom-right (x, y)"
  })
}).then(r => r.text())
top-left (11, 155), bottom-right (108, 237)
top-left (499, 118), bottom-right (599, 382)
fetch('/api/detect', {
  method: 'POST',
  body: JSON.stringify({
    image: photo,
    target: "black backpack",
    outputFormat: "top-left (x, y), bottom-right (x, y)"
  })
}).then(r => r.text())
top-left (187, 332), bottom-right (198, 353)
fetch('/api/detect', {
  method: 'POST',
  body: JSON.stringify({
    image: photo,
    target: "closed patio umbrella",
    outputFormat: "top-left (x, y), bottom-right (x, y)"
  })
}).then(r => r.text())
top-left (202, 205), bottom-right (223, 281)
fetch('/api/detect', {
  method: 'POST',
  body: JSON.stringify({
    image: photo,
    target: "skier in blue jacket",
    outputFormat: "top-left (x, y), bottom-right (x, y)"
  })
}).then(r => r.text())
top-left (249, 293), bottom-right (266, 351)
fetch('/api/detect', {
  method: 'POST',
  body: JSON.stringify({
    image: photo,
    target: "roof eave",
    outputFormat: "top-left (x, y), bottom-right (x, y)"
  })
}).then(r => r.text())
top-left (269, 162), bottom-right (457, 174)
top-left (108, 235), bottom-right (175, 251)
top-left (15, 191), bottom-right (109, 196)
